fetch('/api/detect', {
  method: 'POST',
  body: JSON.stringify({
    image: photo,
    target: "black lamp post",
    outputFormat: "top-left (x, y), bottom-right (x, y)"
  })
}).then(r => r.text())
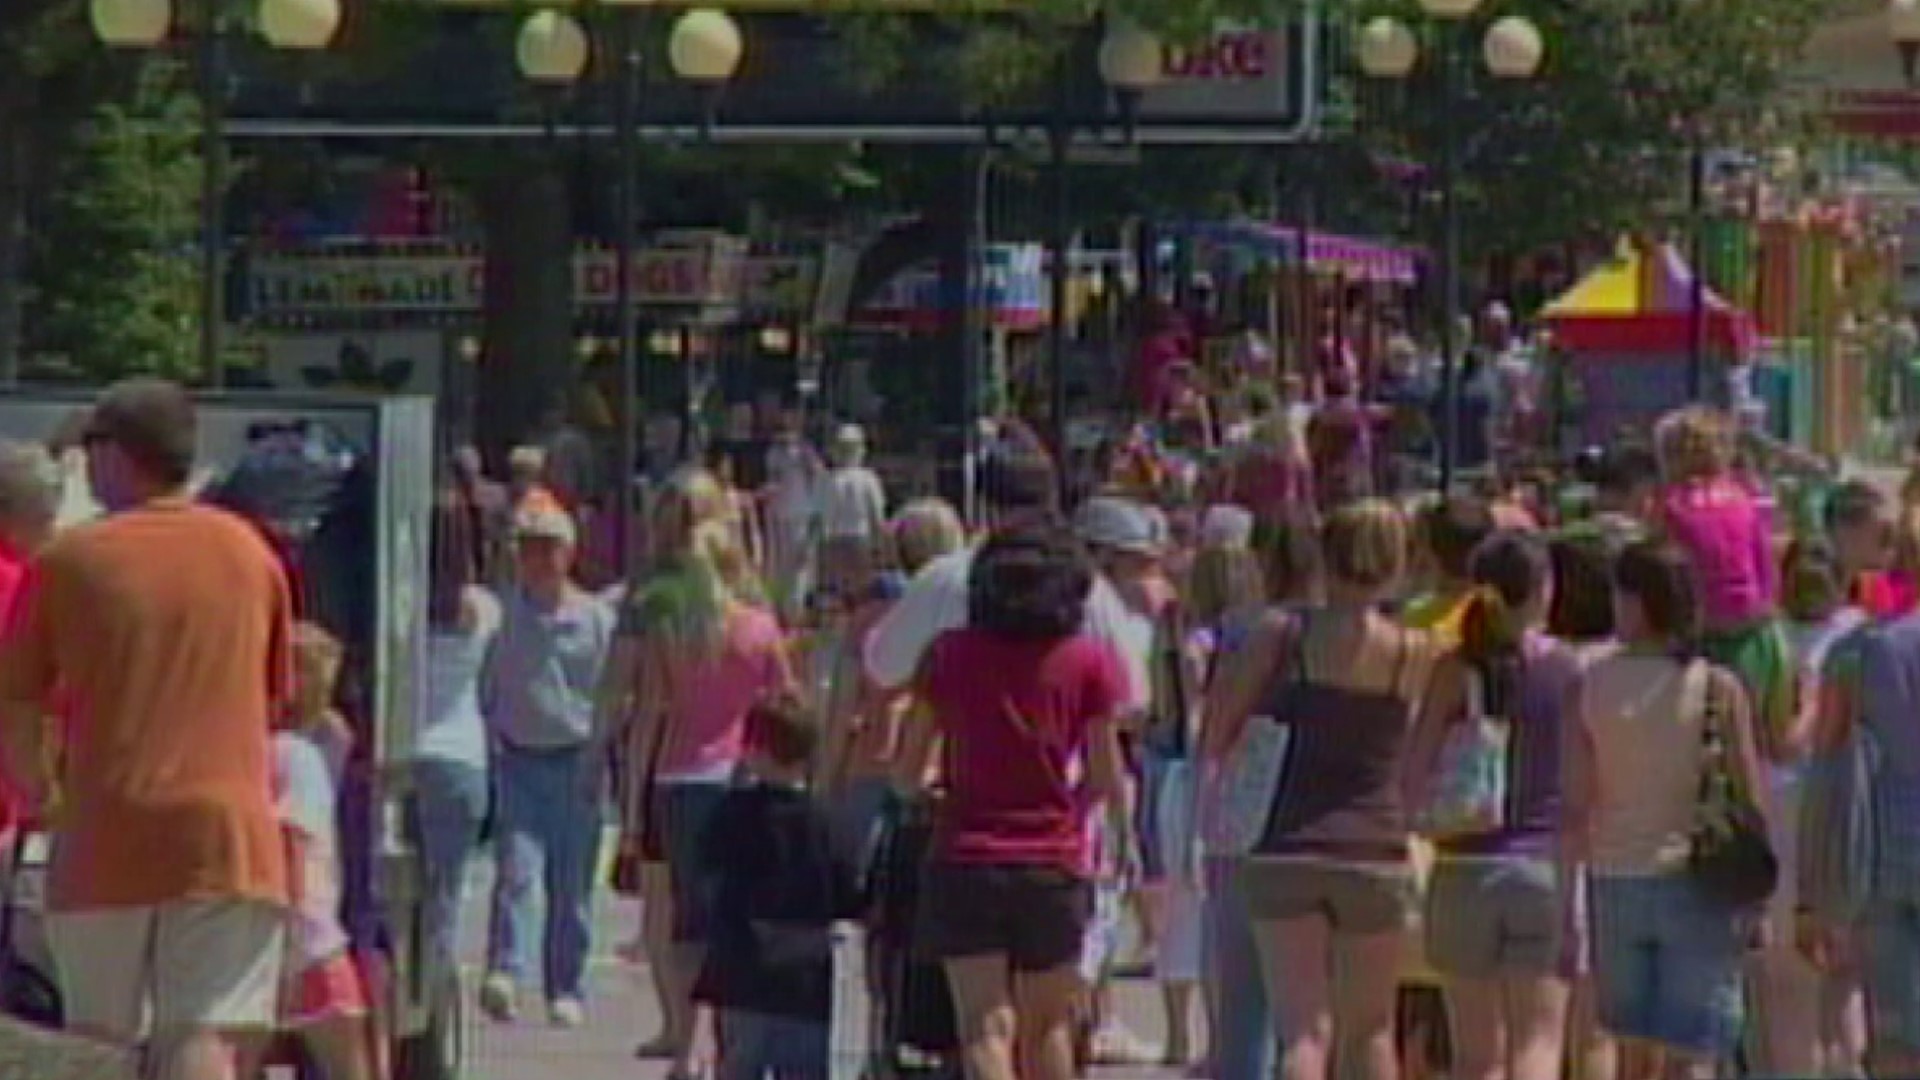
top-left (1356, 6), bottom-right (1544, 493)
top-left (1036, 22), bottom-right (1163, 460)
top-left (517, 5), bottom-right (742, 579)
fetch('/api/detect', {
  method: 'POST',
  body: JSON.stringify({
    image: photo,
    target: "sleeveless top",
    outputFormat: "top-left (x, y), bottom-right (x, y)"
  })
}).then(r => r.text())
top-left (1436, 633), bottom-right (1580, 860)
top-left (1858, 614), bottom-right (1920, 896)
top-left (1255, 615), bottom-right (1417, 864)
top-left (1581, 651), bottom-right (1709, 876)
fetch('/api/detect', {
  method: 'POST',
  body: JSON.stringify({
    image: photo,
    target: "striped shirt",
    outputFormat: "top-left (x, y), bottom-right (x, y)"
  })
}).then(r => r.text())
top-left (1857, 614), bottom-right (1920, 899)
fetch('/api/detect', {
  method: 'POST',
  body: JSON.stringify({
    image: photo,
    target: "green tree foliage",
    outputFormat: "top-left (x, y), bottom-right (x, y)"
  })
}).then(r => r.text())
top-left (1344, 0), bottom-right (1844, 258)
top-left (31, 58), bottom-right (205, 382)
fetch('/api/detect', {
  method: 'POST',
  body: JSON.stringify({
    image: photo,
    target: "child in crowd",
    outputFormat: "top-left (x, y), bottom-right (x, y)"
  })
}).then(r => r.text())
top-left (695, 696), bottom-right (864, 1080)
top-left (257, 622), bottom-right (380, 1080)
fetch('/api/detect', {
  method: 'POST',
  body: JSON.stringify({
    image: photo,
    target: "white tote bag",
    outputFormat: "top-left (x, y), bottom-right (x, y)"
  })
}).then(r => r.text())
top-left (1200, 714), bottom-right (1292, 857)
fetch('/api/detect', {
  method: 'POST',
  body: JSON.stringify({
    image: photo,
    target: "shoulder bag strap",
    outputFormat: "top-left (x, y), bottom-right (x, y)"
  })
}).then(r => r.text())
top-left (1687, 659), bottom-right (1729, 802)
top-left (1157, 607), bottom-right (1193, 758)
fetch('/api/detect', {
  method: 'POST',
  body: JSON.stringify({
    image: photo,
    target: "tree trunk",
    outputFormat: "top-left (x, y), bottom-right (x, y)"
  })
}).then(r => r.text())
top-left (0, 88), bottom-right (34, 386)
top-left (474, 149), bottom-right (574, 469)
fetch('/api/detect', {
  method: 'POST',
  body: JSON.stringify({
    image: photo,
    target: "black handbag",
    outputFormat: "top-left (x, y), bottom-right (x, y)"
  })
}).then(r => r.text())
top-left (1686, 663), bottom-right (1779, 910)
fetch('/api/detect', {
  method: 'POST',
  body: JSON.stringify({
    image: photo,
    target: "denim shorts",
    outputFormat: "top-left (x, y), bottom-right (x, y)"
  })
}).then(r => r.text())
top-left (1425, 857), bottom-right (1562, 980)
top-left (1865, 895), bottom-right (1920, 1052)
top-left (1588, 873), bottom-right (1746, 1057)
top-left (656, 780), bottom-right (730, 943)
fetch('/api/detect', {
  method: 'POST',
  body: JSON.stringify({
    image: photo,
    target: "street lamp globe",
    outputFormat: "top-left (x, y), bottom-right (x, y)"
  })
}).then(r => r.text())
top-left (1356, 16), bottom-right (1418, 80)
top-left (259, 0), bottom-right (341, 50)
top-left (1099, 22), bottom-right (1164, 94)
top-left (1891, 0), bottom-right (1920, 45)
top-left (1418, 0), bottom-right (1485, 21)
top-left (1483, 16), bottom-right (1544, 79)
top-left (91, 0), bottom-right (171, 48)
top-left (669, 10), bottom-right (745, 85)
top-left (516, 11), bottom-right (590, 85)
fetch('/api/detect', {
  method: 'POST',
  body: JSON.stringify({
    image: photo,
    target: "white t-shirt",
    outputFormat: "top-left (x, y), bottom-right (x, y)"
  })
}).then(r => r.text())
top-left (817, 466), bottom-right (888, 541)
top-left (274, 727), bottom-right (349, 967)
top-left (417, 587), bottom-right (501, 770)
top-left (861, 543), bottom-right (1152, 714)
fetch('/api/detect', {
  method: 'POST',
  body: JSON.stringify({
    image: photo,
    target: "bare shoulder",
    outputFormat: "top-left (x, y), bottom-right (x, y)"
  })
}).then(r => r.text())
top-left (1704, 664), bottom-right (1751, 714)
top-left (1397, 621), bottom-right (1444, 667)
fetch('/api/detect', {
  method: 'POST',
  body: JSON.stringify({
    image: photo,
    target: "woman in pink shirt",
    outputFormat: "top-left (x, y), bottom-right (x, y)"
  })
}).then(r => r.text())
top-left (1654, 406), bottom-right (1792, 758)
top-left (606, 470), bottom-right (797, 1077)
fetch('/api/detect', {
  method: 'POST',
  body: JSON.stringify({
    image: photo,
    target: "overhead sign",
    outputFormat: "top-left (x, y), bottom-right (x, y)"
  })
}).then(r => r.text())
top-left (225, 12), bottom-right (1318, 145)
top-left (236, 238), bottom-right (1058, 330)
top-left (1143, 25), bottom-right (1295, 122)
top-left (240, 236), bottom-right (750, 324)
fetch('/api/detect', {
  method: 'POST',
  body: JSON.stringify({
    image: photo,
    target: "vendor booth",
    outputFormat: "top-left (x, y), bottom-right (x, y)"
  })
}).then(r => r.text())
top-left (1165, 219), bottom-right (1421, 382)
top-left (1541, 239), bottom-right (1760, 450)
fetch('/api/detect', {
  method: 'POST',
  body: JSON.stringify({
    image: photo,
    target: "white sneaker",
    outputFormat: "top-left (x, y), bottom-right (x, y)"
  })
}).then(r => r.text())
top-left (1090, 1024), bottom-right (1160, 1066)
top-left (478, 974), bottom-right (517, 1023)
top-left (550, 997), bottom-right (586, 1029)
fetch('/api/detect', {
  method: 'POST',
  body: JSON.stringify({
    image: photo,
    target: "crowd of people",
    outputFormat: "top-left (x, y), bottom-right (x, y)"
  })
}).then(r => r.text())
top-left (7, 359), bottom-right (1920, 1080)
top-left (557, 392), bottom-right (1920, 1080)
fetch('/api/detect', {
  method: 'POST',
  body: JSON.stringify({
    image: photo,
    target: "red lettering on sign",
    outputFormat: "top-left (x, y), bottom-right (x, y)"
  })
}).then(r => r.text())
top-left (582, 260), bottom-right (614, 298)
top-left (1162, 30), bottom-right (1272, 81)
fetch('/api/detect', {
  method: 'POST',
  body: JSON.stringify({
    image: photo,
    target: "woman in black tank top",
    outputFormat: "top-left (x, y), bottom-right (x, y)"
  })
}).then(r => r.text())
top-left (1203, 500), bottom-right (1436, 1080)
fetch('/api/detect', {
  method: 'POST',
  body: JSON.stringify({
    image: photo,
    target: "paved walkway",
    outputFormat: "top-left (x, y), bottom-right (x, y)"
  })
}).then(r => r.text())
top-left (0, 1016), bottom-right (136, 1080)
top-left (458, 848), bottom-right (1187, 1080)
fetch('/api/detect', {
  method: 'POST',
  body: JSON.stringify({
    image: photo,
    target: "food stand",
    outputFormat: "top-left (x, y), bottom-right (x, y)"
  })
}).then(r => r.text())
top-left (1541, 239), bottom-right (1759, 451)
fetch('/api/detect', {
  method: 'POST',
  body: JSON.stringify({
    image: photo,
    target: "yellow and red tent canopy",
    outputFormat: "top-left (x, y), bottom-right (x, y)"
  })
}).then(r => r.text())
top-left (1541, 239), bottom-right (1756, 359)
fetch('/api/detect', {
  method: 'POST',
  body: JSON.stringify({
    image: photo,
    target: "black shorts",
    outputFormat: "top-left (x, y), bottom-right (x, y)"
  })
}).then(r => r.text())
top-left (916, 862), bottom-right (1092, 974)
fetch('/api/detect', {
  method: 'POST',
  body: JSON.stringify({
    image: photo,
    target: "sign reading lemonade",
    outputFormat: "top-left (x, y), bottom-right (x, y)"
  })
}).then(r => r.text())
top-left (242, 233), bottom-right (750, 322)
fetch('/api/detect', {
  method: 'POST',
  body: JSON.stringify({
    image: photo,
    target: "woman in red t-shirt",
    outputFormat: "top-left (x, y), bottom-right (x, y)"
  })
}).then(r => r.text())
top-left (894, 522), bottom-right (1133, 1080)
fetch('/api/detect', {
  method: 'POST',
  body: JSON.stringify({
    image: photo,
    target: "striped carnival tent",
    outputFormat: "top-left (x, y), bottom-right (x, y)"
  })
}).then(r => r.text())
top-left (1541, 238), bottom-right (1760, 450)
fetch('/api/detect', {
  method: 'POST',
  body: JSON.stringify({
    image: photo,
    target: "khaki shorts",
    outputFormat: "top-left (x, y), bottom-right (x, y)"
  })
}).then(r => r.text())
top-left (47, 900), bottom-right (286, 1042)
top-left (1424, 857), bottom-right (1563, 979)
top-left (1233, 858), bottom-right (1414, 936)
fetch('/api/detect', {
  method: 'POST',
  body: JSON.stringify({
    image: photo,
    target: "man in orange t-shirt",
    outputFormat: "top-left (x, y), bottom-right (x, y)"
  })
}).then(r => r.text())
top-left (0, 379), bottom-right (292, 1080)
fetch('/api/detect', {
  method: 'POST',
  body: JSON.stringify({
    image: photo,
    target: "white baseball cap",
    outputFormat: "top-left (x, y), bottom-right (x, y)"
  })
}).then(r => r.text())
top-left (513, 503), bottom-right (577, 546)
